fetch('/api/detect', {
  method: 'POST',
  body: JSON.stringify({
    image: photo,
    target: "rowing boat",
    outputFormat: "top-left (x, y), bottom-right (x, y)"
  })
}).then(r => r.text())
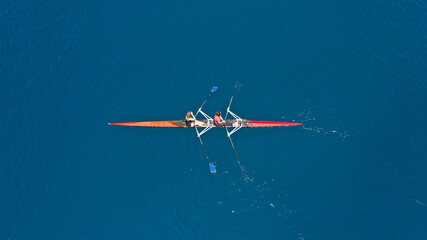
top-left (109, 82), bottom-right (301, 173)
top-left (108, 120), bottom-right (302, 128)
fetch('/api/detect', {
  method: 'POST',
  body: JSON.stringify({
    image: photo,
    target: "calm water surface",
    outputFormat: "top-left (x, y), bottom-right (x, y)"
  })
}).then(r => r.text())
top-left (1, 0), bottom-right (426, 239)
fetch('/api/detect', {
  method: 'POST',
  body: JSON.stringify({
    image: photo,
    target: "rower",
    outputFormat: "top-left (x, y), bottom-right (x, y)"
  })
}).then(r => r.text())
top-left (214, 111), bottom-right (225, 126)
top-left (186, 111), bottom-right (206, 127)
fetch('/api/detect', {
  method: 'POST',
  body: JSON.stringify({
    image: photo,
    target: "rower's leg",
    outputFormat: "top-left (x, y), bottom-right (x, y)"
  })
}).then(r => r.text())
top-left (195, 120), bottom-right (206, 127)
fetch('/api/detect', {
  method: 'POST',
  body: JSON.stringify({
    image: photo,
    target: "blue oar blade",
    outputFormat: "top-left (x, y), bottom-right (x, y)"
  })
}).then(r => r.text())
top-left (209, 163), bottom-right (216, 173)
top-left (211, 86), bottom-right (218, 93)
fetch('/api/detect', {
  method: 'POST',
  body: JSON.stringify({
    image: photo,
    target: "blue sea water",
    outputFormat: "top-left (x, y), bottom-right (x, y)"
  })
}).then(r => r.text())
top-left (1, 0), bottom-right (426, 239)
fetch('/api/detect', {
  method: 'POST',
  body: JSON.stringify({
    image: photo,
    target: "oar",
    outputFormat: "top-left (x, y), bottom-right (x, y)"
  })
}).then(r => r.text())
top-left (197, 136), bottom-right (216, 173)
top-left (224, 81), bottom-right (238, 120)
top-left (195, 86), bottom-right (218, 117)
top-left (194, 86), bottom-right (218, 173)
top-left (224, 81), bottom-right (242, 168)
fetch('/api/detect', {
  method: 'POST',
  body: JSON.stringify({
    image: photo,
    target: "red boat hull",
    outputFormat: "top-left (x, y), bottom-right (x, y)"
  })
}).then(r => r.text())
top-left (247, 121), bottom-right (302, 128)
top-left (109, 120), bottom-right (302, 128)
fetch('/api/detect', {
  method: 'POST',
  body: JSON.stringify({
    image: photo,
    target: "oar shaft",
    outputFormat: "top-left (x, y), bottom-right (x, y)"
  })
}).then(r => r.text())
top-left (225, 81), bottom-right (238, 119)
top-left (228, 136), bottom-right (240, 166)
top-left (195, 86), bottom-right (217, 117)
top-left (196, 92), bottom-right (213, 117)
top-left (198, 136), bottom-right (210, 162)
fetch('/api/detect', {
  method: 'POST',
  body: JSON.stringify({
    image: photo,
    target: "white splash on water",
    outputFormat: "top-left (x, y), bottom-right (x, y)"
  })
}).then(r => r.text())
top-left (414, 199), bottom-right (426, 206)
top-left (290, 108), bottom-right (351, 140)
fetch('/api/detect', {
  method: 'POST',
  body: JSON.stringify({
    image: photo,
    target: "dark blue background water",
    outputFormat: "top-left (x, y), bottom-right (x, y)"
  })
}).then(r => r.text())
top-left (1, 0), bottom-right (426, 239)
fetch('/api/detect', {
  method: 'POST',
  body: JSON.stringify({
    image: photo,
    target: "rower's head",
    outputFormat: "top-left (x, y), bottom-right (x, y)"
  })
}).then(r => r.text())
top-left (186, 111), bottom-right (193, 118)
top-left (216, 111), bottom-right (221, 116)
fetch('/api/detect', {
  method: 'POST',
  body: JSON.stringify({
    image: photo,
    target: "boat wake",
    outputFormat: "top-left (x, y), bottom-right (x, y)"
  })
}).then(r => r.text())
top-left (302, 125), bottom-right (350, 140)
top-left (414, 199), bottom-right (426, 206)
top-left (239, 165), bottom-right (254, 182)
top-left (291, 108), bottom-right (350, 141)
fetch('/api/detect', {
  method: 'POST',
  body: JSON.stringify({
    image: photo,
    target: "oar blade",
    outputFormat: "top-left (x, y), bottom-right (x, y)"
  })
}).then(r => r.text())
top-left (209, 163), bottom-right (216, 173)
top-left (211, 86), bottom-right (218, 93)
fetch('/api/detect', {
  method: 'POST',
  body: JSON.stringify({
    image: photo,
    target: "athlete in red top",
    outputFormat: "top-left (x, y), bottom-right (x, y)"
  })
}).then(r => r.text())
top-left (214, 111), bottom-right (225, 126)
